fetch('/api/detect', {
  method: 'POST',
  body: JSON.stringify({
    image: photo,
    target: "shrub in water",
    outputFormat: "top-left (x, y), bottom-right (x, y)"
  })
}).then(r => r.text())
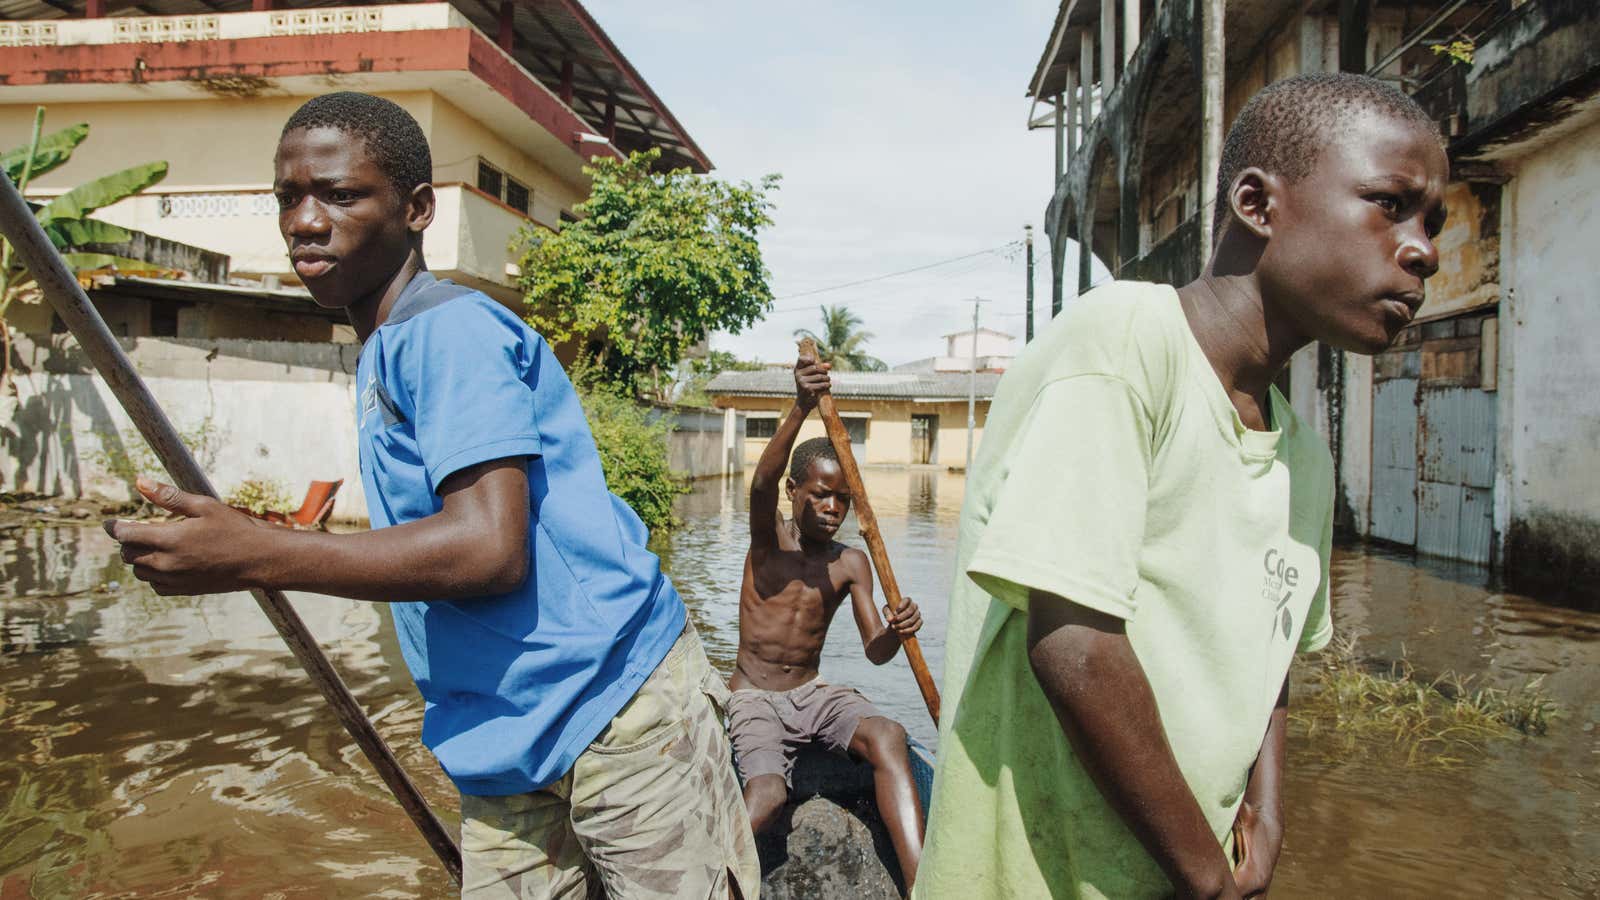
top-left (578, 383), bottom-right (687, 534)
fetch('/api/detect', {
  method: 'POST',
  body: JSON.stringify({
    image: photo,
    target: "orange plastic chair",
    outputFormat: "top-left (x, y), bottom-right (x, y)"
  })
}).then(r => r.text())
top-left (286, 479), bottom-right (343, 529)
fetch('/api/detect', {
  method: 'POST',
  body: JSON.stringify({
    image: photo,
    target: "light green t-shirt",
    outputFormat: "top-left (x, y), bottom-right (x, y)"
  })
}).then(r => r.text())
top-left (916, 281), bottom-right (1333, 900)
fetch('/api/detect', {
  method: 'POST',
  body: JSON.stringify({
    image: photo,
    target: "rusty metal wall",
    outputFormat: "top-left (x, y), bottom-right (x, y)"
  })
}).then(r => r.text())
top-left (1368, 312), bottom-right (1499, 564)
top-left (1371, 374), bottom-right (1419, 546)
top-left (1418, 387), bottom-right (1497, 564)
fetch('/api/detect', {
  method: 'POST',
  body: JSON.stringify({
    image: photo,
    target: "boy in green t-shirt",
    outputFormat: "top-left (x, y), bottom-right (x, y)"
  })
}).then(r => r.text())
top-left (917, 74), bottom-right (1448, 899)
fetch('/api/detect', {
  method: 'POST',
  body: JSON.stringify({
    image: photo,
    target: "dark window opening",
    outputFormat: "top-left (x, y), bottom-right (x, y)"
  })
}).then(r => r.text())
top-left (746, 416), bottom-right (777, 439)
top-left (477, 160), bottom-right (503, 200)
top-left (504, 179), bottom-right (530, 215)
top-left (560, 210), bottom-right (579, 225)
top-left (149, 300), bottom-right (179, 337)
top-left (843, 417), bottom-right (868, 445)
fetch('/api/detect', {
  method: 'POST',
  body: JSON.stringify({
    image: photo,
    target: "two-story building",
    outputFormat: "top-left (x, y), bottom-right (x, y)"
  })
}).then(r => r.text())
top-left (0, 0), bottom-right (708, 339)
top-left (1025, 0), bottom-right (1600, 590)
top-left (0, 0), bottom-right (709, 510)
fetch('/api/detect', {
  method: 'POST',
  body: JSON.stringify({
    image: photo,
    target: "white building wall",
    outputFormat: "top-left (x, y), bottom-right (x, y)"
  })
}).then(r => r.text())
top-left (1498, 116), bottom-right (1600, 558)
top-left (2, 334), bottom-right (369, 518)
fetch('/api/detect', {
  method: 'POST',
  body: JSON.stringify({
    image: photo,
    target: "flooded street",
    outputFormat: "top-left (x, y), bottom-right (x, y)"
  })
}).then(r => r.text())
top-left (2, 470), bottom-right (1597, 897)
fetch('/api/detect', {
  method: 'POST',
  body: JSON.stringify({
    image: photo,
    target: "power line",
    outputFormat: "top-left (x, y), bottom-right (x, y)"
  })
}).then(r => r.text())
top-left (770, 241), bottom-right (1021, 308)
top-left (765, 253), bottom-right (1015, 315)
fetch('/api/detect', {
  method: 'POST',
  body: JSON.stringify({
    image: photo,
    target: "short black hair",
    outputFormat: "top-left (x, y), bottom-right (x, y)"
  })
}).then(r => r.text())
top-left (280, 92), bottom-right (432, 197)
top-left (1214, 72), bottom-right (1439, 234)
top-left (789, 436), bottom-right (838, 484)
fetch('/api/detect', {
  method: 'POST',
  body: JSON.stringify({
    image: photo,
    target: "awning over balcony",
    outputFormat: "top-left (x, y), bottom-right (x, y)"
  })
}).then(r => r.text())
top-left (0, 0), bottom-right (710, 173)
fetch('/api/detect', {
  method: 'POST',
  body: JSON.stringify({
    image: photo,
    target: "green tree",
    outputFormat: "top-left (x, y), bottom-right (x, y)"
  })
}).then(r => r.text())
top-left (2, 107), bottom-right (170, 386)
top-left (674, 349), bottom-right (764, 407)
top-left (794, 304), bottom-right (887, 372)
top-left (514, 148), bottom-right (779, 400)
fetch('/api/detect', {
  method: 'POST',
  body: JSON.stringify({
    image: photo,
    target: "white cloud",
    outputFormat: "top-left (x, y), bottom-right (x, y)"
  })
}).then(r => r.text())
top-left (588, 0), bottom-right (1102, 366)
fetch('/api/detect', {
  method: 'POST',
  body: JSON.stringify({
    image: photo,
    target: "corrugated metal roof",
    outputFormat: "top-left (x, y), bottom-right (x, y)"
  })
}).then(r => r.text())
top-left (707, 369), bottom-right (1002, 402)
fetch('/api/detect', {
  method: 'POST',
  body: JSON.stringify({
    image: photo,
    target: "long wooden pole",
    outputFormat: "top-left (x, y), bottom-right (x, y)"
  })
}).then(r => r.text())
top-left (0, 173), bottom-right (463, 885)
top-left (798, 338), bottom-right (941, 724)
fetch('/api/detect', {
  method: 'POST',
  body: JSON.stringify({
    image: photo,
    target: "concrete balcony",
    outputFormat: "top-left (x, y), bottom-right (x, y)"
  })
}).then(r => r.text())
top-left (86, 181), bottom-right (545, 306)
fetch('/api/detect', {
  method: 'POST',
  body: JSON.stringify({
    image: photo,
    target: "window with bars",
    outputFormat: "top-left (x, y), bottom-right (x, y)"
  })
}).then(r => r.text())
top-left (477, 160), bottom-right (504, 202)
top-left (504, 178), bottom-right (530, 215)
top-left (746, 416), bottom-right (777, 439)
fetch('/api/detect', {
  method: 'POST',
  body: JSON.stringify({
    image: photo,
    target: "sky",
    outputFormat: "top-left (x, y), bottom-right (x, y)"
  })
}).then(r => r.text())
top-left (588, 0), bottom-right (1105, 368)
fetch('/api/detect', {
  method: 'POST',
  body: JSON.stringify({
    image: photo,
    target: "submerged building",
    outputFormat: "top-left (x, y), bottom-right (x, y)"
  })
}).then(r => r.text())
top-left (1026, 0), bottom-right (1599, 589)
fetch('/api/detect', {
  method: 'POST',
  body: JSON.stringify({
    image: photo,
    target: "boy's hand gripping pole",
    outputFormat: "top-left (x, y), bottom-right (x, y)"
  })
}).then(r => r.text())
top-left (0, 172), bottom-right (463, 885)
top-left (798, 338), bottom-right (941, 725)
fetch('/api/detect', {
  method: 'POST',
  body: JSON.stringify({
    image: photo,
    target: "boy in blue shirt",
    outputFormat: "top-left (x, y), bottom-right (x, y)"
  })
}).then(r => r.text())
top-left (105, 92), bottom-right (758, 899)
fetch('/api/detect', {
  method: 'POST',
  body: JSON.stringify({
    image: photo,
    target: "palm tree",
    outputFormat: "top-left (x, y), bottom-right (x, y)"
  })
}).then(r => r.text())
top-left (794, 304), bottom-right (887, 372)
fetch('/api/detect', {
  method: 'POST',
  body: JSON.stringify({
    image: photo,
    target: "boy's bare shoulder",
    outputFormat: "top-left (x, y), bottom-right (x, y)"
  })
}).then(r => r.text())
top-left (835, 544), bottom-right (871, 578)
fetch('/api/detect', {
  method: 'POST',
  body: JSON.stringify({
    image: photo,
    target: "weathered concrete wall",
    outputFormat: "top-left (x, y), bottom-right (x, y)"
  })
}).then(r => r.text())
top-left (1339, 352), bottom-right (1374, 535)
top-left (1418, 181), bottom-right (1501, 322)
top-left (6, 289), bottom-right (342, 343)
top-left (2, 334), bottom-right (745, 519)
top-left (653, 405), bottom-right (744, 480)
top-left (1, 333), bottom-right (368, 519)
top-left (1497, 114), bottom-right (1600, 584)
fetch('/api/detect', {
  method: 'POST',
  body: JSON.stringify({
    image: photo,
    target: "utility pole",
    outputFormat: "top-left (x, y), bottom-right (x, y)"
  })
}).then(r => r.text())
top-left (966, 297), bottom-right (991, 472)
top-left (1024, 225), bottom-right (1035, 343)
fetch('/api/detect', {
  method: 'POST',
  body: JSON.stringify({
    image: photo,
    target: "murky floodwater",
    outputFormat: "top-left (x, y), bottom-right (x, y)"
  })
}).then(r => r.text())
top-left (2, 470), bottom-right (1596, 897)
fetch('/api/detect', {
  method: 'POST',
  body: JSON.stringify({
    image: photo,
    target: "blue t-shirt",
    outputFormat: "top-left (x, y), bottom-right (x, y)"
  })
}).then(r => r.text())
top-left (354, 271), bottom-right (686, 796)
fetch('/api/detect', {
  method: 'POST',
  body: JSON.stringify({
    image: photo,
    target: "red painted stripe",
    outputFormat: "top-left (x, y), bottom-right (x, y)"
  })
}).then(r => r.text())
top-left (0, 29), bottom-right (621, 164)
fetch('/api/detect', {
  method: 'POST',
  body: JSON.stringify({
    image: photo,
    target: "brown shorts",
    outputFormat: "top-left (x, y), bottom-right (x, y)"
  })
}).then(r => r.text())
top-left (727, 677), bottom-right (882, 786)
top-left (460, 625), bottom-right (758, 900)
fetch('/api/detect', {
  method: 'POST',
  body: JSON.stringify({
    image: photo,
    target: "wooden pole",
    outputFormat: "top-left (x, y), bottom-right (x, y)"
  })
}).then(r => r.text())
top-left (798, 338), bottom-right (941, 724)
top-left (0, 173), bottom-right (463, 885)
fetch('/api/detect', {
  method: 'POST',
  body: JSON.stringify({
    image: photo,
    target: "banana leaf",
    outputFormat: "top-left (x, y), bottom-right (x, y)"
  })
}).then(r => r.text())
top-left (36, 161), bottom-right (167, 225)
top-left (43, 217), bottom-right (134, 250)
top-left (60, 252), bottom-right (177, 276)
top-left (1, 122), bottom-right (89, 184)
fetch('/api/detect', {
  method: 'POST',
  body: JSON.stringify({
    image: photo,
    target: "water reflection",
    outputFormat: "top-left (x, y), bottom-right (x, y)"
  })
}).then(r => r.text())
top-left (0, 474), bottom-right (1596, 897)
top-left (1, 525), bottom-right (456, 899)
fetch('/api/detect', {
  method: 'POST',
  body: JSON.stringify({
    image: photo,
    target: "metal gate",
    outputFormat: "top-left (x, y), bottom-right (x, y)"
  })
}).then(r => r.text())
top-left (1371, 376), bottom-right (1419, 546)
top-left (1417, 387), bottom-right (1496, 564)
top-left (911, 414), bottom-right (937, 465)
top-left (1369, 374), bottom-right (1497, 563)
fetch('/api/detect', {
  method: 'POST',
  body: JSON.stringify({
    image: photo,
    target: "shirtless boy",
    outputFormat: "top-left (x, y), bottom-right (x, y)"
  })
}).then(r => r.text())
top-left (729, 356), bottom-right (926, 889)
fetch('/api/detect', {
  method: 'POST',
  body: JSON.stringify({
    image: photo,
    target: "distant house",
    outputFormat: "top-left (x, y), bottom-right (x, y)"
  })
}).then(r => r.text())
top-left (707, 368), bottom-right (999, 468)
top-left (894, 327), bottom-right (1016, 374)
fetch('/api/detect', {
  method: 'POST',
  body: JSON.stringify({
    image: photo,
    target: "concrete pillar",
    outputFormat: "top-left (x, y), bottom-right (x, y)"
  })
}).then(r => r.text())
top-left (1080, 30), bottom-right (1095, 131)
top-left (1123, 0), bottom-right (1140, 66)
top-left (1198, 0), bottom-right (1225, 265)
top-left (1054, 95), bottom-right (1065, 184)
top-left (1100, 0), bottom-right (1117, 93)
top-left (722, 406), bottom-right (737, 476)
top-left (1065, 66), bottom-right (1079, 154)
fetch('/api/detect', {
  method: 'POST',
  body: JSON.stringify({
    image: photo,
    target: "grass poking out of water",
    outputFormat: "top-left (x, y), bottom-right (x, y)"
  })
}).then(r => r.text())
top-left (1290, 634), bottom-right (1558, 766)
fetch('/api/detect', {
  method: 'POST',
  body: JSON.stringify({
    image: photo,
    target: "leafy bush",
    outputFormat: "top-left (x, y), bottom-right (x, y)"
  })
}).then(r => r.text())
top-left (225, 478), bottom-right (293, 516)
top-left (578, 381), bottom-right (687, 534)
top-left (85, 418), bottom-right (219, 496)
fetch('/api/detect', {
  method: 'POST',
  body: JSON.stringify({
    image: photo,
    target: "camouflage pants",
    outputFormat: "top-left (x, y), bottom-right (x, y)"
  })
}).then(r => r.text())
top-left (460, 625), bottom-right (759, 900)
